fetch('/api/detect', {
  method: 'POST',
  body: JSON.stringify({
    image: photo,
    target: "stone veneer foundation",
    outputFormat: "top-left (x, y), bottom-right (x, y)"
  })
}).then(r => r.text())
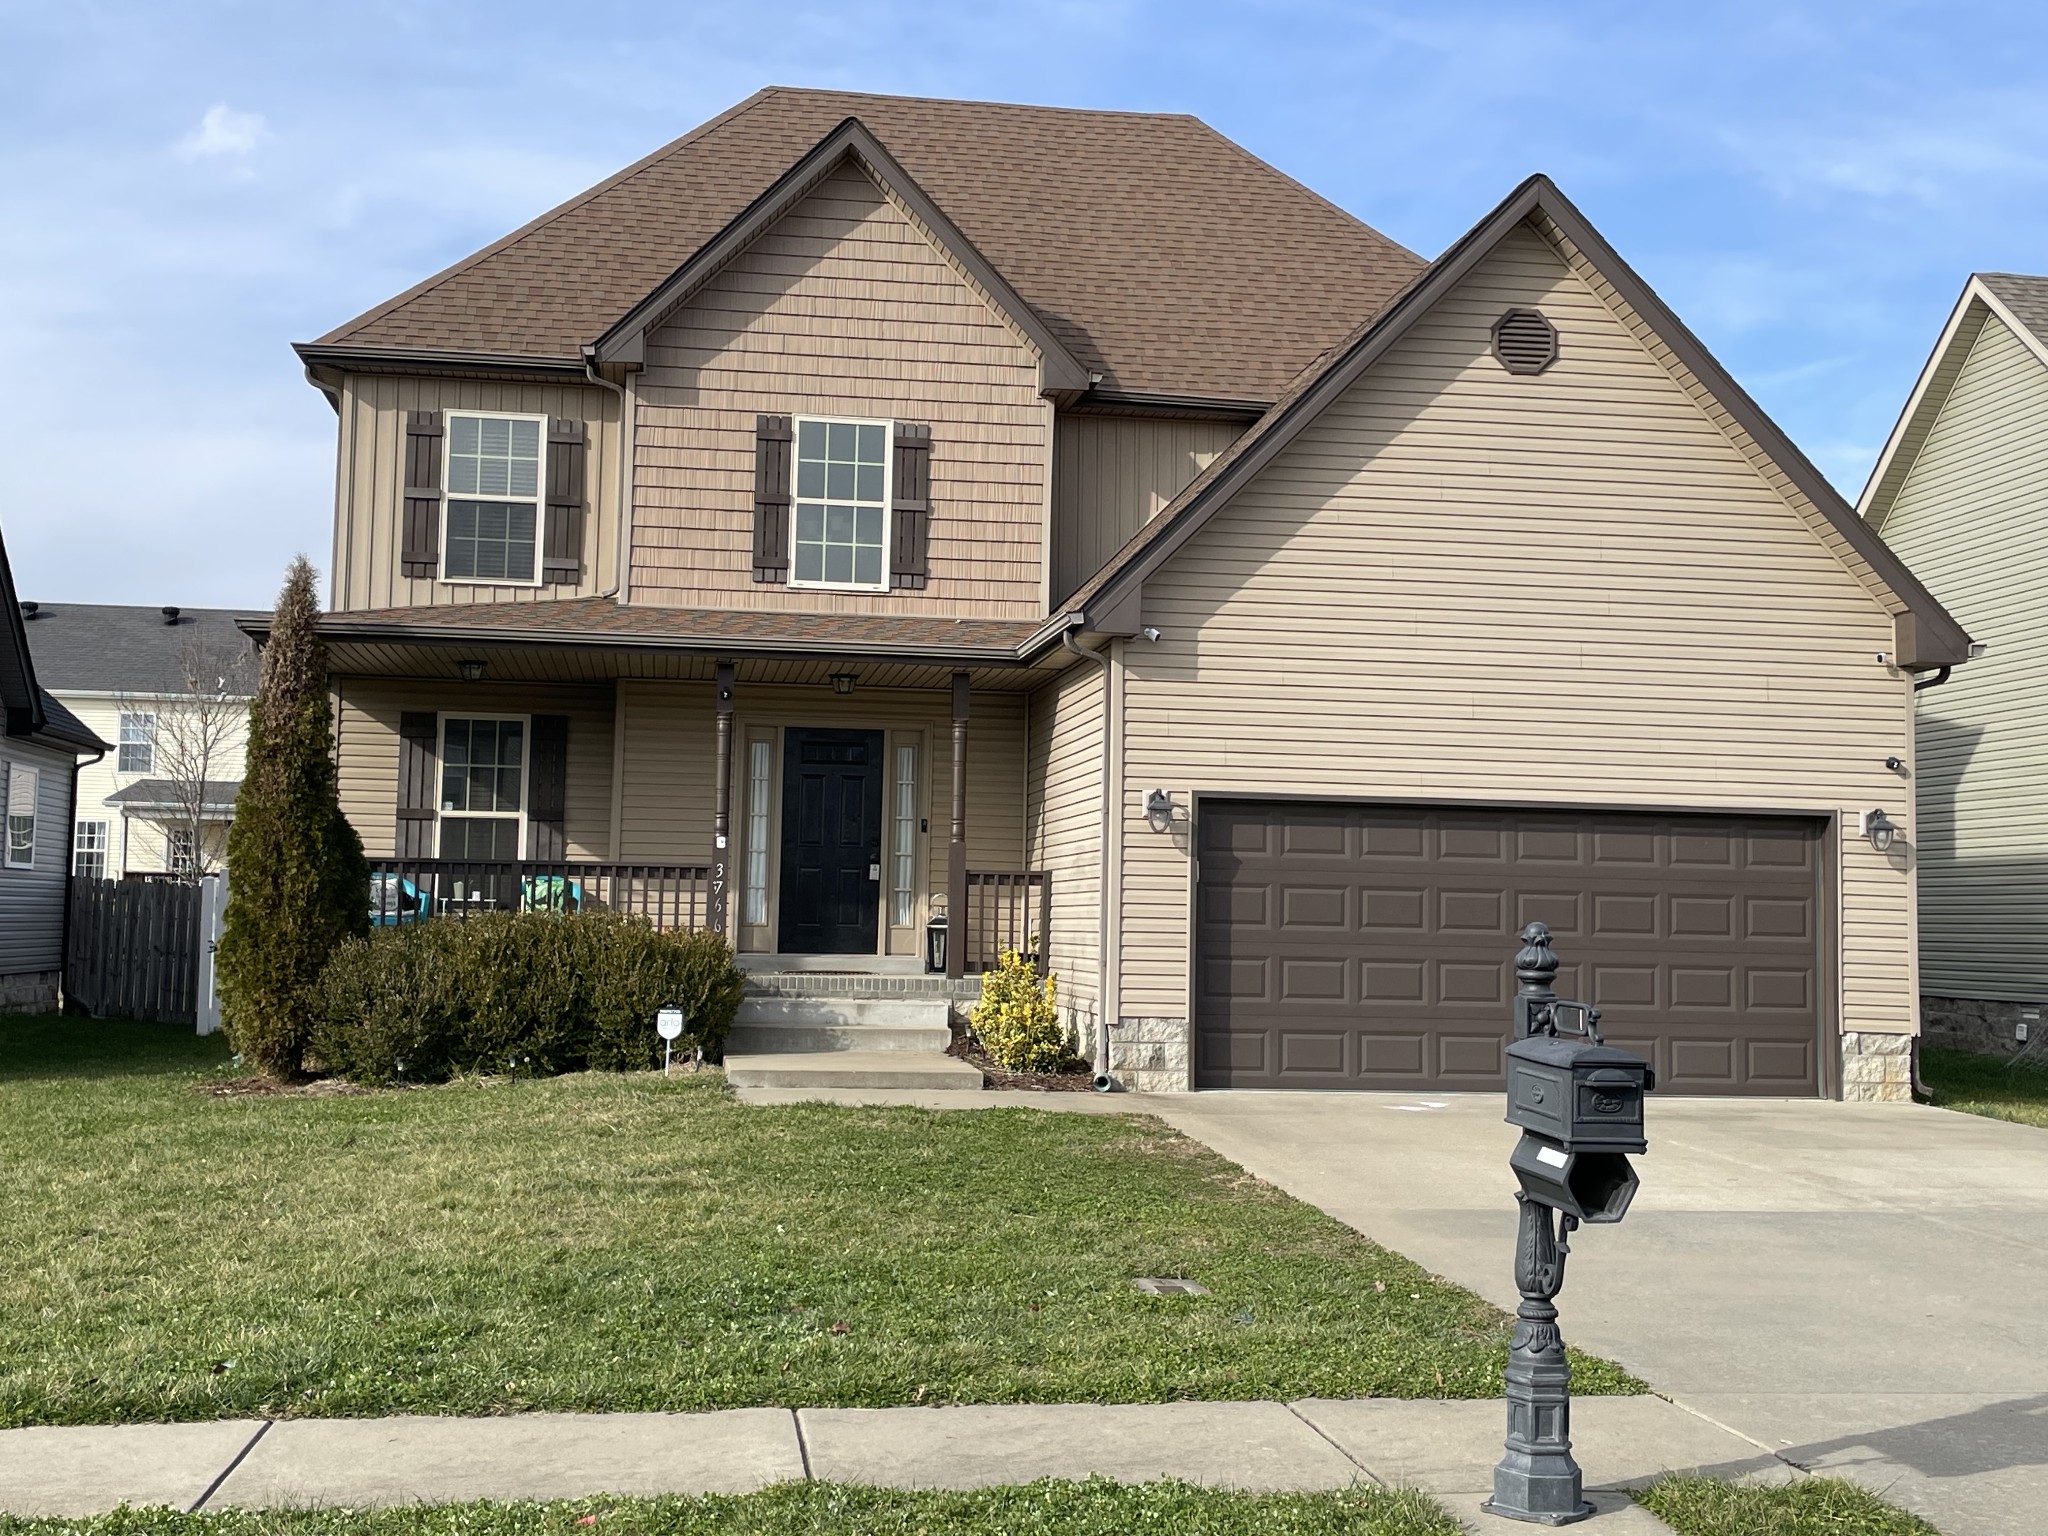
top-left (1840, 1031), bottom-right (1915, 1102)
top-left (1920, 995), bottom-right (2043, 1060)
top-left (0, 970), bottom-right (60, 1015)
top-left (1109, 1017), bottom-right (1190, 1094)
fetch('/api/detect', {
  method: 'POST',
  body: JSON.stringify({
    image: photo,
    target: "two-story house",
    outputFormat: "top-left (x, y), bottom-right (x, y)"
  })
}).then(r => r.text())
top-left (21, 604), bottom-right (256, 878)
top-left (278, 87), bottom-right (1969, 1098)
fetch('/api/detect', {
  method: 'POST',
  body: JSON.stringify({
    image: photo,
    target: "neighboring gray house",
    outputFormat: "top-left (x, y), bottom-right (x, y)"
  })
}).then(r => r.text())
top-left (0, 529), bottom-right (107, 1012)
top-left (1861, 273), bottom-right (2048, 1056)
top-left (19, 604), bottom-right (256, 877)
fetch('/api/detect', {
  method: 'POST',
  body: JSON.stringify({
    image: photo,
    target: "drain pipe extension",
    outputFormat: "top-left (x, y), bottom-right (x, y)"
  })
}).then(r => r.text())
top-left (581, 348), bottom-right (635, 602)
top-left (1063, 629), bottom-right (1117, 1091)
top-left (1905, 662), bottom-right (1954, 1098)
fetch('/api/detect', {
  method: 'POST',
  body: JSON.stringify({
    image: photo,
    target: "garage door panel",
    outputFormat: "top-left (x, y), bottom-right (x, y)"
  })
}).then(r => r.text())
top-left (1194, 802), bottom-right (1822, 1093)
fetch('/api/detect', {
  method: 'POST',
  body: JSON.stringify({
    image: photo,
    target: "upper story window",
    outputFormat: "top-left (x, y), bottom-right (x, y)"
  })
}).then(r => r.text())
top-left (445, 414), bottom-right (543, 584)
top-left (118, 712), bottom-right (156, 775)
top-left (792, 418), bottom-right (890, 590)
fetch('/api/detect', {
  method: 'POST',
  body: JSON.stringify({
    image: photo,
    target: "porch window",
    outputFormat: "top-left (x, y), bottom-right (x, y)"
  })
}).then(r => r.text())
top-left (444, 414), bottom-right (542, 583)
top-left (791, 417), bottom-right (889, 590)
top-left (744, 739), bottom-right (772, 926)
top-left (438, 717), bottom-right (524, 860)
top-left (167, 826), bottom-right (197, 877)
top-left (118, 713), bottom-right (156, 774)
top-left (5, 764), bottom-right (36, 868)
top-left (74, 819), bottom-right (108, 880)
top-left (891, 744), bottom-right (917, 927)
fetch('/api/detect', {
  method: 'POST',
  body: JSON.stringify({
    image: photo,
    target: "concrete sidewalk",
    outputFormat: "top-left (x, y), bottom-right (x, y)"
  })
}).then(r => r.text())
top-left (0, 1395), bottom-right (1786, 1529)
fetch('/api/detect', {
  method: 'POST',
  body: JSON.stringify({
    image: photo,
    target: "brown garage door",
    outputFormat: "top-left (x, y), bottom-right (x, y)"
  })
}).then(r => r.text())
top-left (1193, 802), bottom-right (1825, 1094)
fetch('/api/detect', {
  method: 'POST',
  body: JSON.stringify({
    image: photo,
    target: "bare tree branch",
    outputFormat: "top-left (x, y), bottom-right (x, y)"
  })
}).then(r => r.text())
top-left (115, 632), bottom-right (254, 880)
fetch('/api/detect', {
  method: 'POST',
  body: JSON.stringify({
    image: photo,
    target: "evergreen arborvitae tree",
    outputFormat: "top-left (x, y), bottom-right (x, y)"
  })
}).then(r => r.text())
top-left (218, 556), bottom-right (368, 1077)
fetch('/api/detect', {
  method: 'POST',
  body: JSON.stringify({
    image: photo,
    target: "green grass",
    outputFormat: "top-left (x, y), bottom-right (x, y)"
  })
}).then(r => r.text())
top-left (0, 1481), bottom-right (1461, 1536)
top-left (0, 1014), bottom-right (1638, 1427)
top-left (1921, 1045), bottom-right (2048, 1129)
top-left (1636, 1476), bottom-right (1940, 1535)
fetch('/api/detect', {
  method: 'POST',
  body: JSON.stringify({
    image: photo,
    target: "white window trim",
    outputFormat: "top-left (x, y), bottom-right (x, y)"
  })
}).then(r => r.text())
top-left (74, 819), bottom-right (109, 880)
top-left (440, 411), bottom-right (548, 589)
top-left (117, 711), bottom-right (157, 776)
top-left (434, 711), bottom-right (531, 859)
top-left (787, 414), bottom-right (894, 594)
top-left (5, 761), bottom-right (38, 870)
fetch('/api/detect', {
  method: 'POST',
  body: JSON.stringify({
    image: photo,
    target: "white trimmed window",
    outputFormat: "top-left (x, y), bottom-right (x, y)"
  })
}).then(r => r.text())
top-left (5, 764), bottom-right (36, 868)
top-left (118, 713), bottom-right (156, 774)
top-left (167, 827), bottom-right (197, 877)
top-left (444, 414), bottom-right (543, 584)
top-left (744, 739), bottom-right (772, 926)
top-left (891, 744), bottom-right (917, 927)
top-left (791, 417), bottom-right (890, 590)
top-left (438, 717), bottom-right (525, 860)
top-left (74, 820), bottom-right (108, 880)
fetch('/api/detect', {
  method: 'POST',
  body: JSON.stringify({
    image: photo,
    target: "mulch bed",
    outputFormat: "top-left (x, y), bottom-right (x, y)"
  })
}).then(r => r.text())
top-left (947, 1034), bottom-right (1098, 1092)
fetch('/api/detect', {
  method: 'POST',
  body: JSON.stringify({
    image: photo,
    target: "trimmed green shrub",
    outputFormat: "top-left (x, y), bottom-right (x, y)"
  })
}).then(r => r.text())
top-left (217, 556), bottom-right (369, 1079)
top-left (312, 910), bottom-right (744, 1084)
top-left (971, 951), bottom-right (1070, 1073)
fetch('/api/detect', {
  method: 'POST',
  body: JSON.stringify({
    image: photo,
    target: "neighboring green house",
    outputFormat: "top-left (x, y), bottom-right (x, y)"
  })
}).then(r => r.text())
top-left (1861, 274), bottom-right (2048, 1056)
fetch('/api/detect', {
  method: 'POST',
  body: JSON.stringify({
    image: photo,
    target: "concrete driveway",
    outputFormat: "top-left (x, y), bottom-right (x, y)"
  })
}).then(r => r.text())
top-left (1148, 1092), bottom-right (2048, 1536)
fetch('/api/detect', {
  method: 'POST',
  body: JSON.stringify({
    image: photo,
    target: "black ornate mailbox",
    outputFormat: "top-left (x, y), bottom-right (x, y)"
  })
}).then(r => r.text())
top-left (1486, 922), bottom-right (1655, 1527)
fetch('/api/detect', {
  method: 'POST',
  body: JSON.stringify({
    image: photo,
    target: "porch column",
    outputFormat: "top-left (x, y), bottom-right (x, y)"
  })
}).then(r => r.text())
top-left (710, 661), bottom-right (735, 936)
top-left (948, 670), bottom-right (969, 978)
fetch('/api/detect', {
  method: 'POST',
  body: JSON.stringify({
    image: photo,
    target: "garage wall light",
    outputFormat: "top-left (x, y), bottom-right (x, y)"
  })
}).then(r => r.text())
top-left (1861, 808), bottom-right (1899, 853)
top-left (1144, 788), bottom-right (1174, 831)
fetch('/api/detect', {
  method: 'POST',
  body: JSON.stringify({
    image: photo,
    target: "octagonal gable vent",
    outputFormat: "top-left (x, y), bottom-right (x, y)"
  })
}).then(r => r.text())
top-left (1491, 308), bottom-right (1559, 375)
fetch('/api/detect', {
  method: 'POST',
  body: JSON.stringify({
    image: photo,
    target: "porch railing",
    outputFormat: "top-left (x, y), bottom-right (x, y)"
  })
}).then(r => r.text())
top-left (368, 860), bottom-right (713, 933)
top-left (964, 870), bottom-right (1051, 978)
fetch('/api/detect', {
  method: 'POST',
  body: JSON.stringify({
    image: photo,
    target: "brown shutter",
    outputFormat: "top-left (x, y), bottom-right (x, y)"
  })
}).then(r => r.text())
top-left (396, 711), bottom-right (438, 857)
top-left (891, 423), bottom-right (932, 591)
top-left (542, 419), bottom-right (587, 584)
top-left (752, 414), bottom-right (792, 583)
top-left (527, 715), bottom-right (568, 861)
top-left (401, 412), bottom-right (445, 579)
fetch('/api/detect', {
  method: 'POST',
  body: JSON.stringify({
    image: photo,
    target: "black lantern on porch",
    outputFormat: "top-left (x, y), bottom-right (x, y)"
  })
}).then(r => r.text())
top-left (924, 905), bottom-right (949, 976)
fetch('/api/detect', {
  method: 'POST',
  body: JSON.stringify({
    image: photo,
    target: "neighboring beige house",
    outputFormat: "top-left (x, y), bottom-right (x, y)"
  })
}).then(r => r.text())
top-left (21, 605), bottom-right (256, 878)
top-left (276, 87), bottom-right (1969, 1099)
top-left (1860, 274), bottom-right (2047, 1057)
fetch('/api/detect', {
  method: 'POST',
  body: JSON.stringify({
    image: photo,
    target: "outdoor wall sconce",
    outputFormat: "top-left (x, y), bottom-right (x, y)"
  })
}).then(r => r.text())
top-left (1862, 808), bottom-right (1899, 853)
top-left (1145, 787), bottom-right (1175, 831)
top-left (457, 659), bottom-right (487, 682)
top-left (829, 671), bottom-right (858, 695)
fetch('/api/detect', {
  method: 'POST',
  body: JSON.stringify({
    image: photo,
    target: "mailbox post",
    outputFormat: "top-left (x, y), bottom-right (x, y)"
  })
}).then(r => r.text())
top-left (1486, 922), bottom-right (1655, 1526)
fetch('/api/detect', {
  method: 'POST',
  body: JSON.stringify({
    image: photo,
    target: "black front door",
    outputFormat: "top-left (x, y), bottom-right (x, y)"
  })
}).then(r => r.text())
top-left (777, 728), bottom-right (885, 954)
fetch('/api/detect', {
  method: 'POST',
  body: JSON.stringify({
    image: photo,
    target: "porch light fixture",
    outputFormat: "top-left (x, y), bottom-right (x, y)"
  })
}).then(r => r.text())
top-left (829, 671), bottom-right (858, 696)
top-left (1862, 808), bottom-right (1899, 853)
top-left (1145, 787), bottom-right (1175, 831)
top-left (457, 659), bottom-right (487, 683)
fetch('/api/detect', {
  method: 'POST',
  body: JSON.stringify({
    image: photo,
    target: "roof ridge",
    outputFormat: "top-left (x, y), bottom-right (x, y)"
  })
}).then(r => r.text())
top-left (1179, 114), bottom-right (1426, 267)
top-left (753, 85), bottom-right (1203, 122)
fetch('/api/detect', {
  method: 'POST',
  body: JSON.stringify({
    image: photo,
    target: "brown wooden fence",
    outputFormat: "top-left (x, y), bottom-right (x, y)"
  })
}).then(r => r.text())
top-left (963, 870), bottom-right (1050, 977)
top-left (65, 878), bottom-right (201, 1024)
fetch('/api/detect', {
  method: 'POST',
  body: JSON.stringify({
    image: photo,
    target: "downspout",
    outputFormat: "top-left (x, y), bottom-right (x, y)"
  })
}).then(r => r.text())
top-left (1905, 661), bottom-right (1952, 1099)
top-left (59, 738), bottom-right (108, 1012)
top-left (580, 349), bottom-right (636, 603)
top-left (1910, 665), bottom-right (1952, 692)
top-left (1062, 630), bottom-right (1117, 1091)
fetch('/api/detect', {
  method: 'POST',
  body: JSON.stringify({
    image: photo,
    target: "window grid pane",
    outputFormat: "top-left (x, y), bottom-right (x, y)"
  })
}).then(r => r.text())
top-left (745, 740), bottom-right (772, 927)
top-left (118, 713), bottom-right (155, 775)
top-left (441, 718), bottom-right (524, 814)
top-left (891, 744), bottom-right (916, 927)
top-left (445, 414), bottom-right (541, 582)
top-left (793, 416), bottom-right (889, 589)
top-left (74, 820), bottom-right (107, 880)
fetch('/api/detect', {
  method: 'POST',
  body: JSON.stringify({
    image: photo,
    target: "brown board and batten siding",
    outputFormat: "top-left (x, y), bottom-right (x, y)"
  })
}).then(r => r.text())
top-left (334, 679), bottom-right (616, 859)
top-left (1872, 306), bottom-right (2048, 999)
top-left (631, 161), bottom-right (1050, 620)
top-left (1113, 222), bottom-right (1917, 1073)
top-left (1025, 660), bottom-right (1105, 1024)
top-left (1051, 416), bottom-right (1247, 605)
top-left (330, 377), bottom-right (623, 612)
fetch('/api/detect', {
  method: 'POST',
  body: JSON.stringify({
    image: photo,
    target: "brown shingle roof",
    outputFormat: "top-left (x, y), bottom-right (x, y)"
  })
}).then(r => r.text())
top-left (316, 88), bottom-right (1424, 402)
top-left (1978, 273), bottom-right (2048, 353)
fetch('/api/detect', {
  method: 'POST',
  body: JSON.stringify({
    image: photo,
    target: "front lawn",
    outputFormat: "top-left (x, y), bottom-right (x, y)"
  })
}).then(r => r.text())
top-left (0, 1015), bottom-right (1637, 1427)
top-left (1637, 1475), bottom-right (1940, 1535)
top-left (1921, 1045), bottom-right (2048, 1129)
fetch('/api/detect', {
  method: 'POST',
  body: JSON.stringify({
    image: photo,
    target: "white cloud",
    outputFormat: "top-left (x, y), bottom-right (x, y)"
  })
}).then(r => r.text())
top-left (175, 104), bottom-right (266, 161)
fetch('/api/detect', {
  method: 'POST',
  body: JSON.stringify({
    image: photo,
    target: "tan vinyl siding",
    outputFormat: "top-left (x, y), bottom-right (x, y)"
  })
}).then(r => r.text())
top-left (331, 376), bottom-right (623, 612)
top-left (631, 161), bottom-right (1049, 619)
top-left (1870, 311), bottom-right (2048, 998)
top-left (1026, 660), bottom-right (1104, 1019)
top-left (1115, 221), bottom-right (1915, 1035)
top-left (1051, 415), bottom-right (1245, 603)
top-left (335, 679), bottom-right (616, 859)
top-left (616, 681), bottom-right (1026, 952)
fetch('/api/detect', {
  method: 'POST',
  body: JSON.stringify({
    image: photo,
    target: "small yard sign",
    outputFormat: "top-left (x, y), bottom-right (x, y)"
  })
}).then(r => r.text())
top-left (656, 1006), bottom-right (687, 1075)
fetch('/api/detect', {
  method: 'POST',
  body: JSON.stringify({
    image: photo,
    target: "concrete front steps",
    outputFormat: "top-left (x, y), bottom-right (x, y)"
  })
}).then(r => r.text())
top-left (723, 961), bottom-right (985, 1093)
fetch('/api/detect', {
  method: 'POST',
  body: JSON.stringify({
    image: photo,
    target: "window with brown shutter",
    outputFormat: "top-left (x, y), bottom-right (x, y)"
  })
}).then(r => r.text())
top-left (542, 420), bottom-right (586, 584)
top-left (395, 711), bottom-right (437, 857)
top-left (401, 413), bottom-right (445, 578)
top-left (752, 414), bottom-right (793, 583)
top-left (527, 715), bottom-right (568, 860)
top-left (891, 423), bottom-right (932, 590)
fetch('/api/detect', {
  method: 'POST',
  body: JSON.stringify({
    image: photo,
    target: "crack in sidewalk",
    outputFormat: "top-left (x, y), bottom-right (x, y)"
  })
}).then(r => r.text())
top-left (188, 1419), bottom-right (272, 1512)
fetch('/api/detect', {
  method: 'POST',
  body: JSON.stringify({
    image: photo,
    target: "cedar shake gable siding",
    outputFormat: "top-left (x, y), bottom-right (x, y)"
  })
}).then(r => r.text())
top-left (312, 88), bottom-right (1423, 403)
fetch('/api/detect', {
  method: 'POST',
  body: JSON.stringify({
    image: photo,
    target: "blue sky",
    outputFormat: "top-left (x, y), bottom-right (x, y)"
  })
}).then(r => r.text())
top-left (5, 0), bottom-right (2047, 606)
